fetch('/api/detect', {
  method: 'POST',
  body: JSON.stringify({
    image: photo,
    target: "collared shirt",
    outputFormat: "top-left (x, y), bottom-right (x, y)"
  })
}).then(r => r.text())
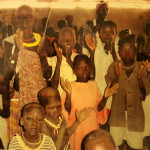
top-left (105, 60), bottom-right (150, 132)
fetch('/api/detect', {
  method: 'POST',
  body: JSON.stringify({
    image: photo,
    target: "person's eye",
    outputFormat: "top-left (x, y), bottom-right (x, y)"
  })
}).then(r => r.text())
top-left (38, 119), bottom-right (43, 122)
top-left (26, 117), bottom-right (32, 120)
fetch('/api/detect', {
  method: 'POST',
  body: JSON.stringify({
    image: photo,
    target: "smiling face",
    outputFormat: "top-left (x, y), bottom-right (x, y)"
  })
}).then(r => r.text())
top-left (59, 28), bottom-right (76, 54)
top-left (100, 26), bottom-right (116, 45)
top-left (74, 59), bottom-right (91, 82)
top-left (21, 106), bottom-right (44, 137)
top-left (15, 5), bottom-right (34, 30)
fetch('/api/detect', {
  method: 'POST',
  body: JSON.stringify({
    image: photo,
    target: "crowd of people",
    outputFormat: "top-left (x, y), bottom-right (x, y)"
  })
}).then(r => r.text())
top-left (0, 1), bottom-right (150, 150)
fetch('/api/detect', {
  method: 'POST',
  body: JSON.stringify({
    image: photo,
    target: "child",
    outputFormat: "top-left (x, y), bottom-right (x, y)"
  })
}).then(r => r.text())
top-left (46, 27), bottom-right (77, 95)
top-left (103, 36), bottom-right (150, 150)
top-left (38, 87), bottom-right (91, 150)
top-left (61, 54), bottom-right (118, 150)
top-left (81, 129), bottom-right (117, 150)
top-left (8, 102), bottom-right (56, 150)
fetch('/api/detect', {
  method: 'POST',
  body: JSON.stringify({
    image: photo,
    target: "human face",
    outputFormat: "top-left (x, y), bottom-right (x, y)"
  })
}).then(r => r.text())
top-left (74, 60), bottom-right (91, 82)
top-left (21, 107), bottom-right (44, 137)
top-left (97, 4), bottom-right (109, 18)
top-left (119, 42), bottom-right (136, 65)
top-left (59, 30), bottom-right (76, 53)
top-left (16, 7), bottom-right (34, 30)
top-left (45, 99), bottom-right (62, 123)
top-left (100, 26), bottom-right (116, 45)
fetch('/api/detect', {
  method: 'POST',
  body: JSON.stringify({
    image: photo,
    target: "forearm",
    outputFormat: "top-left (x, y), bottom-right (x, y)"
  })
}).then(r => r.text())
top-left (111, 46), bottom-right (118, 62)
top-left (138, 78), bottom-right (146, 100)
top-left (66, 58), bottom-right (73, 69)
top-left (64, 92), bottom-right (71, 114)
top-left (68, 120), bottom-right (80, 137)
top-left (51, 62), bottom-right (61, 88)
top-left (55, 126), bottom-right (66, 150)
top-left (90, 52), bottom-right (95, 79)
top-left (97, 96), bottom-right (108, 111)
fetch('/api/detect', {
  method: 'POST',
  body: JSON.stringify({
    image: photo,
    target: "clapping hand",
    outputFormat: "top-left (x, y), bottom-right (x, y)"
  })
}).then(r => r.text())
top-left (115, 61), bottom-right (122, 78)
top-left (137, 60), bottom-right (150, 79)
top-left (75, 108), bottom-right (91, 123)
top-left (14, 28), bottom-right (23, 50)
top-left (60, 77), bottom-right (72, 94)
top-left (54, 42), bottom-right (62, 64)
top-left (84, 33), bottom-right (96, 52)
top-left (104, 82), bottom-right (119, 98)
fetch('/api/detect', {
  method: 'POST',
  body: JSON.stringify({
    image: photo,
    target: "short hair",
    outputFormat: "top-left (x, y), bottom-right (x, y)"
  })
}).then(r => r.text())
top-left (57, 20), bottom-right (68, 29)
top-left (59, 27), bottom-right (76, 40)
top-left (38, 87), bottom-right (61, 108)
top-left (21, 102), bottom-right (44, 117)
top-left (15, 5), bottom-right (35, 17)
top-left (100, 20), bottom-right (117, 33)
top-left (73, 54), bottom-right (91, 69)
top-left (118, 36), bottom-right (136, 53)
top-left (81, 129), bottom-right (116, 150)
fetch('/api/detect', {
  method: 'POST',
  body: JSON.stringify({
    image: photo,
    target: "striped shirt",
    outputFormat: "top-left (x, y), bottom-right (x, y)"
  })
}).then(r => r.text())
top-left (8, 134), bottom-right (56, 150)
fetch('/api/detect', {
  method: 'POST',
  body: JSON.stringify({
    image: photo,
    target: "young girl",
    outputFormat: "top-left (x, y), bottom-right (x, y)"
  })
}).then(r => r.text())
top-left (61, 54), bottom-right (118, 150)
top-left (8, 102), bottom-right (56, 150)
top-left (38, 87), bottom-right (91, 150)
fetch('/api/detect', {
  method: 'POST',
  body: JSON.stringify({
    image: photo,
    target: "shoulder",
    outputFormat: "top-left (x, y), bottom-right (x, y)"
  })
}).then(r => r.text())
top-left (8, 135), bottom-right (21, 150)
top-left (41, 134), bottom-right (56, 150)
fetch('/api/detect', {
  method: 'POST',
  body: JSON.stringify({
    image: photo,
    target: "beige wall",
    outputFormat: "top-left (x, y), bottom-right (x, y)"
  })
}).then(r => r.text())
top-left (0, 7), bottom-right (150, 35)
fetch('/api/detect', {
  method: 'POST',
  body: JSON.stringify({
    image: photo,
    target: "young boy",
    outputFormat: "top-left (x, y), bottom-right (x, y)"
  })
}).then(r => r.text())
top-left (101, 36), bottom-right (150, 150)
top-left (8, 102), bottom-right (56, 150)
top-left (81, 129), bottom-right (117, 150)
top-left (38, 87), bottom-right (91, 150)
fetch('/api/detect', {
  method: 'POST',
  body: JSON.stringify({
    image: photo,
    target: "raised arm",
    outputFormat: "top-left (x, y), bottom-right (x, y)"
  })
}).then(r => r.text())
top-left (51, 42), bottom-right (62, 88)
top-left (84, 33), bottom-right (96, 79)
top-left (68, 108), bottom-right (91, 137)
top-left (60, 78), bottom-right (72, 114)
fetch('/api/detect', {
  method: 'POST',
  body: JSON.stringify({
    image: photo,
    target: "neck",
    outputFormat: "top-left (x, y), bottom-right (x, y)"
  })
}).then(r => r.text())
top-left (24, 132), bottom-right (39, 142)
top-left (45, 116), bottom-right (60, 125)
top-left (123, 60), bottom-right (135, 68)
top-left (23, 29), bottom-right (33, 40)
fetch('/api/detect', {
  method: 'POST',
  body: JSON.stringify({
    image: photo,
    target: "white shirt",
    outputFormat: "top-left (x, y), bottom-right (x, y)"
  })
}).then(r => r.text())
top-left (47, 52), bottom-right (77, 95)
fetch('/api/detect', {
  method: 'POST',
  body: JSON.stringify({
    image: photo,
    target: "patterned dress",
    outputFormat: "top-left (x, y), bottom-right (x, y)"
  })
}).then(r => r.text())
top-left (7, 48), bottom-right (46, 141)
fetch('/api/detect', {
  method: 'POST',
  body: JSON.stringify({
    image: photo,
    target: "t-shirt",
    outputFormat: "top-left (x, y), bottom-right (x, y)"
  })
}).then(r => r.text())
top-left (8, 134), bottom-right (56, 150)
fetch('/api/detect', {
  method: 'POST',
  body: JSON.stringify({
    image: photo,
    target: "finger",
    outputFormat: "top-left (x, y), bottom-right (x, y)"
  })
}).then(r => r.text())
top-left (107, 82), bottom-right (111, 88)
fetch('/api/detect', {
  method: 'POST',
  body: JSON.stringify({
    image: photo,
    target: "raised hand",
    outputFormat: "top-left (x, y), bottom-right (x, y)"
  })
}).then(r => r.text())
top-left (104, 82), bottom-right (119, 98)
top-left (143, 60), bottom-right (150, 72)
top-left (54, 42), bottom-right (62, 64)
top-left (115, 61), bottom-right (122, 78)
top-left (137, 65), bottom-right (146, 79)
top-left (84, 33), bottom-right (96, 52)
top-left (65, 43), bottom-right (72, 61)
top-left (15, 28), bottom-right (23, 50)
top-left (60, 77), bottom-right (72, 94)
top-left (75, 108), bottom-right (91, 123)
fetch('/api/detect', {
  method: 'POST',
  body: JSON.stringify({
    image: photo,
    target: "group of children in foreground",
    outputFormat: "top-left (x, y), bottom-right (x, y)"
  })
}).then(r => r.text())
top-left (8, 53), bottom-right (118, 150)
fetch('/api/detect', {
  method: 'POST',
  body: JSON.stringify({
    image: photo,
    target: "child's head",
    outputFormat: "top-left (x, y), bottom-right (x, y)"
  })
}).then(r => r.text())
top-left (118, 36), bottom-right (136, 65)
top-left (38, 87), bottom-right (62, 121)
top-left (20, 102), bottom-right (44, 136)
top-left (58, 27), bottom-right (76, 53)
top-left (99, 21), bottom-right (117, 45)
top-left (73, 54), bottom-right (91, 82)
top-left (81, 129), bottom-right (116, 150)
top-left (95, 1), bottom-right (109, 19)
top-left (15, 5), bottom-right (35, 30)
